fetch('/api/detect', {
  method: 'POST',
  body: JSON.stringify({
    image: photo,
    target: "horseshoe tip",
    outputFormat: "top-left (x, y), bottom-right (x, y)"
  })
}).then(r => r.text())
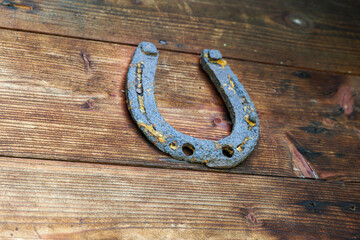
top-left (201, 49), bottom-right (227, 68)
top-left (208, 49), bottom-right (223, 60)
top-left (140, 41), bottom-right (158, 55)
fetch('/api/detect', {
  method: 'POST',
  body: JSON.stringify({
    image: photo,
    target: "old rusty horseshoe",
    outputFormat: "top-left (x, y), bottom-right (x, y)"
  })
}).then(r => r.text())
top-left (126, 42), bottom-right (259, 168)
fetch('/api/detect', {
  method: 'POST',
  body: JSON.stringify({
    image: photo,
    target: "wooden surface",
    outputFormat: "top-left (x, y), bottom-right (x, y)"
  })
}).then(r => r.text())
top-left (0, 157), bottom-right (359, 239)
top-left (0, 0), bottom-right (359, 74)
top-left (0, 0), bottom-right (359, 239)
top-left (0, 28), bottom-right (358, 180)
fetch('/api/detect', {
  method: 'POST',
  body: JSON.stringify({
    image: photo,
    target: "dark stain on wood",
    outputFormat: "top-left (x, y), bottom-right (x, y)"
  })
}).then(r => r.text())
top-left (299, 121), bottom-right (330, 135)
top-left (300, 200), bottom-right (326, 214)
top-left (82, 99), bottom-right (95, 109)
top-left (303, 72), bottom-right (346, 97)
top-left (276, 79), bottom-right (294, 94)
top-left (299, 200), bottom-right (360, 214)
top-left (293, 71), bottom-right (311, 79)
top-left (332, 105), bottom-right (346, 117)
top-left (272, 78), bottom-right (300, 97)
top-left (297, 145), bottom-right (322, 159)
top-left (335, 152), bottom-right (345, 158)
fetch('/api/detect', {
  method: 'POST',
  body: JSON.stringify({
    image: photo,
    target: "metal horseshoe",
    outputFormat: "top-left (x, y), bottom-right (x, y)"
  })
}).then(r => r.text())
top-left (126, 42), bottom-right (259, 168)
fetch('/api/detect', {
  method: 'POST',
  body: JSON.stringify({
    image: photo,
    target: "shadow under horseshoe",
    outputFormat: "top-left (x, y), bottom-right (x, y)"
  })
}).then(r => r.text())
top-left (126, 42), bottom-right (259, 168)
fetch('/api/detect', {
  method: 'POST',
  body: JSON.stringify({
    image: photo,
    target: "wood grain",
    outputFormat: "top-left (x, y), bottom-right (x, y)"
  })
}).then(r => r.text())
top-left (0, 0), bottom-right (359, 74)
top-left (0, 28), bottom-right (359, 180)
top-left (0, 157), bottom-right (359, 239)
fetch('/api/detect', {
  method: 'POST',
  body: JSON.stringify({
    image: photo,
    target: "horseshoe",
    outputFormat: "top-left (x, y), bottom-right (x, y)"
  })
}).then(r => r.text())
top-left (126, 42), bottom-right (259, 168)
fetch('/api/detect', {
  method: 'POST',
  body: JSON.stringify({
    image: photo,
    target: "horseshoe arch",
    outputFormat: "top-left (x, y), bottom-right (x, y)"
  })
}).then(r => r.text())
top-left (126, 42), bottom-right (259, 168)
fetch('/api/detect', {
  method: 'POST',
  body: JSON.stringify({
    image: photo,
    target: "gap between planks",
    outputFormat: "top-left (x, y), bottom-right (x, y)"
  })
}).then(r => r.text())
top-left (1, 153), bottom-right (356, 183)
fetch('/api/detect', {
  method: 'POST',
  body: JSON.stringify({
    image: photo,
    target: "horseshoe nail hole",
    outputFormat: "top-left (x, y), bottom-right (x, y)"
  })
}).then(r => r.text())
top-left (222, 146), bottom-right (234, 158)
top-left (182, 143), bottom-right (195, 156)
top-left (169, 141), bottom-right (177, 150)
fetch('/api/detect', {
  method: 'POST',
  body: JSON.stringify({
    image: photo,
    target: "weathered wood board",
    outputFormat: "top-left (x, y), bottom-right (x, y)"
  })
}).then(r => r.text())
top-left (0, 29), bottom-right (358, 180)
top-left (0, 0), bottom-right (359, 238)
top-left (0, 157), bottom-right (359, 239)
top-left (0, 0), bottom-right (359, 74)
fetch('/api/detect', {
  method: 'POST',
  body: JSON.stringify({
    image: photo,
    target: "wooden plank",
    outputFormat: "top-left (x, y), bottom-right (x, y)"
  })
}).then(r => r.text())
top-left (0, 29), bottom-right (359, 179)
top-left (0, 0), bottom-right (359, 74)
top-left (0, 157), bottom-right (359, 239)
